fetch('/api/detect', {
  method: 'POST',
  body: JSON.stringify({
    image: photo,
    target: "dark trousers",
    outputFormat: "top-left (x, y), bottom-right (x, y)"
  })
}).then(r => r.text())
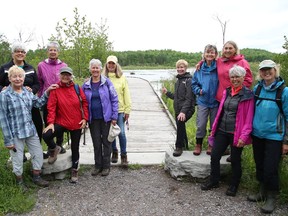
top-left (43, 124), bottom-right (81, 169)
top-left (252, 135), bottom-right (282, 191)
top-left (210, 130), bottom-right (243, 186)
top-left (42, 104), bottom-right (63, 145)
top-left (89, 119), bottom-right (111, 169)
top-left (32, 107), bottom-right (43, 142)
top-left (175, 118), bottom-right (188, 149)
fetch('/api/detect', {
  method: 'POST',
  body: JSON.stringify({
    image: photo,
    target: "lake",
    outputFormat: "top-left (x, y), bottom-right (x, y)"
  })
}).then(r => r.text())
top-left (123, 68), bottom-right (195, 95)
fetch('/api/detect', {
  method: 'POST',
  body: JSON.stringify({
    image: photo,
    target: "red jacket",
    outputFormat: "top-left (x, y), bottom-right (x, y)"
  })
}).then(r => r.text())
top-left (47, 81), bottom-right (89, 130)
top-left (216, 55), bottom-right (253, 101)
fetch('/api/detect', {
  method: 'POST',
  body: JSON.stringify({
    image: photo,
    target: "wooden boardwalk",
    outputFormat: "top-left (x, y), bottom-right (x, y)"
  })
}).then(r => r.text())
top-left (79, 77), bottom-right (176, 165)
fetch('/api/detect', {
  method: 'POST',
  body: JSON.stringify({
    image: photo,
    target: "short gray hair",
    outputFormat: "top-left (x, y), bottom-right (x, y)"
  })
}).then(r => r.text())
top-left (47, 41), bottom-right (60, 51)
top-left (89, 59), bottom-right (102, 69)
top-left (11, 42), bottom-right (27, 53)
top-left (229, 65), bottom-right (246, 77)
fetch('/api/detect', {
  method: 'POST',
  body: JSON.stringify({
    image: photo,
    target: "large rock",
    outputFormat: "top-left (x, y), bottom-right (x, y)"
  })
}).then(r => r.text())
top-left (164, 150), bottom-right (230, 179)
top-left (42, 149), bottom-right (73, 179)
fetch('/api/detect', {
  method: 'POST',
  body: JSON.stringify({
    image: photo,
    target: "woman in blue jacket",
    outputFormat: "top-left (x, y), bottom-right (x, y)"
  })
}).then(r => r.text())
top-left (82, 59), bottom-right (118, 177)
top-left (192, 44), bottom-right (219, 155)
top-left (247, 60), bottom-right (288, 214)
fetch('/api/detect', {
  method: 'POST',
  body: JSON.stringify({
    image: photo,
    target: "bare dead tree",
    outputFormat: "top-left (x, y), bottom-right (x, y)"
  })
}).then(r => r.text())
top-left (214, 15), bottom-right (229, 45)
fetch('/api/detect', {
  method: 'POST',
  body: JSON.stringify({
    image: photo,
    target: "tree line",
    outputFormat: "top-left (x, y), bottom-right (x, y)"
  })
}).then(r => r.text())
top-left (0, 7), bottom-right (287, 80)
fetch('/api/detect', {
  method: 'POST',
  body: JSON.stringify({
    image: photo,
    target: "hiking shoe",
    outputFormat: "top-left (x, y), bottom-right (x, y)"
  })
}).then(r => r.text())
top-left (206, 145), bottom-right (212, 155)
top-left (70, 169), bottom-right (78, 183)
top-left (201, 181), bottom-right (219, 191)
top-left (226, 185), bottom-right (238, 197)
top-left (111, 150), bottom-right (118, 163)
top-left (91, 167), bottom-right (102, 176)
top-left (48, 146), bottom-right (61, 164)
top-left (193, 144), bottom-right (202, 156)
top-left (121, 154), bottom-right (129, 168)
top-left (101, 168), bottom-right (110, 176)
top-left (33, 175), bottom-right (49, 187)
top-left (43, 152), bottom-right (49, 159)
top-left (23, 153), bottom-right (28, 163)
top-left (173, 148), bottom-right (183, 157)
top-left (59, 145), bottom-right (66, 154)
top-left (226, 155), bottom-right (231, 163)
top-left (17, 176), bottom-right (29, 192)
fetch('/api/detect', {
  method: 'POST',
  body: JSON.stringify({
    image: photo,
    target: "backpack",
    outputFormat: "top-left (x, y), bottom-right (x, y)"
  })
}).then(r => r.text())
top-left (254, 82), bottom-right (285, 115)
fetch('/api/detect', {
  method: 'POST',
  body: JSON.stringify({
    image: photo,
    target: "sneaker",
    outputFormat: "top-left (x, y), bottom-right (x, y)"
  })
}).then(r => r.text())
top-left (206, 145), bottom-right (212, 155)
top-left (91, 167), bottom-right (102, 176)
top-left (226, 185), bottom-right (238, 196)
top-left (48, 146), bottom-right (61, 164)
top-left (193, 144), bottom-right (202, 156)
top-left (111, 150), bottom-right (118, 163)
top-left (201, 180), bottom-right (219, 191)
top-left (121, 154), bottom-right (129, 168)
top-left (101, 168), bottom-right (110, 176)
top-left (33, 175), bottom-right (49, 187)
top-left (70, 169), bottom-right (78, 183)
top-left (173, 148), bottom-right (183, 157)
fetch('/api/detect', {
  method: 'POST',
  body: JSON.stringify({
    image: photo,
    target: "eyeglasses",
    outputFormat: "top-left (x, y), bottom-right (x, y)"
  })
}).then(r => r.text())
top-left (14, 50), bottom-right (26, 54)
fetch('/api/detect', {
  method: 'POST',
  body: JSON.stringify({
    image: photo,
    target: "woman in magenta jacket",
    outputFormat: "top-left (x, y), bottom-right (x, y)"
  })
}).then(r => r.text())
top-left (201, 65), bottom-right (254, 197)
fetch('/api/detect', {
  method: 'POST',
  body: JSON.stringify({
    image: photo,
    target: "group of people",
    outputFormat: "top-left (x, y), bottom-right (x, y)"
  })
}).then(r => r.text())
top-left (0, 41), bottom-right (131, 187)
top-left (0, 39), bottom-right (287, 214)
top-left (162, 41), bottom-right (288, 214)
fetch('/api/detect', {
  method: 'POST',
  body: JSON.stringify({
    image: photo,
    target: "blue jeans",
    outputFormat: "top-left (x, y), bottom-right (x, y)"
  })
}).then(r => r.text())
top-left (112, 113), bottom-right (127, 155)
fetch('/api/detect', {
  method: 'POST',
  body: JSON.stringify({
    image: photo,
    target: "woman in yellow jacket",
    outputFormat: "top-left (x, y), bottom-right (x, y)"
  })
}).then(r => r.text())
top-left (103, 55), bottom-right (131, 167)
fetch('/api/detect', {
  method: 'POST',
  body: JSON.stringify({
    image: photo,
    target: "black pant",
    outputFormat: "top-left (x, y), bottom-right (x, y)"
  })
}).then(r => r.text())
top-left (252, 135), bottom-right (282, 191)
top-left (175, 118), bottom-right (188, 149)
top-left (43, 124), bottom-right (81, 169)
top-left (32, 107), bottom-right (43, 141)
top-left (42, 104), bottom-right (63, 145)
top-left (89, 119), bottom-right (111, 169)
top-left (210, 130), bottom-right (243, 187)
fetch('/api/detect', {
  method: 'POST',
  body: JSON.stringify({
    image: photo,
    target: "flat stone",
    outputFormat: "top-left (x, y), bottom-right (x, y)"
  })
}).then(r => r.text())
top-left (164, 150), bottom-right (231, 179)
top-left (42, 150), bottom-right (72, 175)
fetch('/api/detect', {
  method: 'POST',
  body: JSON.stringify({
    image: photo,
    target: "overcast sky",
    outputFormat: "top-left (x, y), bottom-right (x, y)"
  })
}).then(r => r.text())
top-left (1, 0), bottom-right (287, 53)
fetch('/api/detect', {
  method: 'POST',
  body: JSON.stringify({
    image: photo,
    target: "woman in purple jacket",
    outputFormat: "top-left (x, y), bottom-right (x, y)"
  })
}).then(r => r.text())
top-left (201, 65), bottom-right (254, 197)
top-left (82, 59), bottom-right (118, 177)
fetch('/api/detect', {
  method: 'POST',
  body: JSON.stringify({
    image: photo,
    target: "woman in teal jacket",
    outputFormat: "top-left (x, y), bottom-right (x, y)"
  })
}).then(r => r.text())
top-left (248, 60), bottom-right (288, 214)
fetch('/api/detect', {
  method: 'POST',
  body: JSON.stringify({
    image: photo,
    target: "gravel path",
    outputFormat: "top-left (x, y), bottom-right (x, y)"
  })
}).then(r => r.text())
top-left (9, 166), bottom-right (288, 216)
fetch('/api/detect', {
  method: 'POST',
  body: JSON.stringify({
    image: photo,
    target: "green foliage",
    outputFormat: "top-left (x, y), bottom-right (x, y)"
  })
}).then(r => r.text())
top-left (241, 48), bottom-right (276, 62)
top-left (0, 130), bottom-right (38, 215)
top-left (0, 34), bottom-right (11, 65)
top-left (274, 36), bottom-right (288, 83)
top-left (128, 163), bottom-right (143, 170)
top-left (49, 7), bottom-right (113, 78)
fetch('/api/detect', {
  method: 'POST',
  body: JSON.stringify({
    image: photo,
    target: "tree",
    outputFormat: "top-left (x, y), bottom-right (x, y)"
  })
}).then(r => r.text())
top-left (50, 8), bottom-right (113, 77)
top-left (0, 34), bottom-right (11, 65)
top-left (214, 16), bottom-right (228, 45)
top-left (275, 36), bottom-right (288, 81)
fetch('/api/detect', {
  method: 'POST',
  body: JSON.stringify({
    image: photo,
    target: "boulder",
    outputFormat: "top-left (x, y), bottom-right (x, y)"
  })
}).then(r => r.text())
top-left (164, 150), bottom-right (230, 179)
top-left (42, 149), bottom-right (73, 180)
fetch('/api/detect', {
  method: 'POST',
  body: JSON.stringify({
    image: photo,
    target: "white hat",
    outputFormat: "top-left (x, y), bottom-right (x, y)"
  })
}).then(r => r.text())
top-left (106, 55), bottom-right (118, 64)
top-left (259, 60), bottom-right (276, 70)
top-left (108, 124), bottom-right (121, 142)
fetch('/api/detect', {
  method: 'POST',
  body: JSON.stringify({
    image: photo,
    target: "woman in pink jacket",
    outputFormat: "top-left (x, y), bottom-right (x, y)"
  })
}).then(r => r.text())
top-left (201, 65), bottom-right (254, 197)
